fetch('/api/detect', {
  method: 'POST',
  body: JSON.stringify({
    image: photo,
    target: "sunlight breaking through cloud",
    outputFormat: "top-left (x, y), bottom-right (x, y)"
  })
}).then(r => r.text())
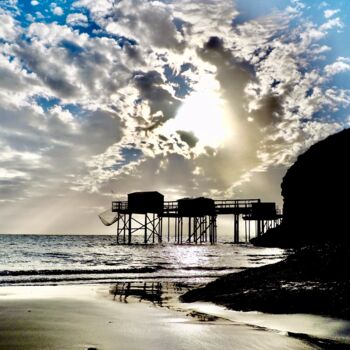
top-left (0, 0), bottom-right (350, 233)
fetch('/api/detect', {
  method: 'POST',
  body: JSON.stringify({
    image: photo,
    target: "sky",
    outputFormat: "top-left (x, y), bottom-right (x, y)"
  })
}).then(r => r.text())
top-left (1, 0), bottom-right (350, 234)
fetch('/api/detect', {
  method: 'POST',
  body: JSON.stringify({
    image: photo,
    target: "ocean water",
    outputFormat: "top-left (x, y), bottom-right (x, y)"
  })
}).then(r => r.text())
top-left (0, 234), bottom-right (287, 286)
top-left (2, 235), bottom-right (350, 348)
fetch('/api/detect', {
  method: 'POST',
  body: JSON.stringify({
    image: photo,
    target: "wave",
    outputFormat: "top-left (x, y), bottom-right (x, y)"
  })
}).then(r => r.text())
top-left (0, 264), bottom-right (246, 277)
top-left (177, 266), bottom-right (244, 271)
top-left (0, 273), bottom-right (224, 286)
top-left (0, 267), bottom-right (159, 277)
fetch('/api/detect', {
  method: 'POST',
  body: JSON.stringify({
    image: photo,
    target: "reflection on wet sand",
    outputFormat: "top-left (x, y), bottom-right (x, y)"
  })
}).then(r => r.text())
top-left (109, 281), bottom-right (193, 306)
top-left (109, 281), bottom-right (350, 350)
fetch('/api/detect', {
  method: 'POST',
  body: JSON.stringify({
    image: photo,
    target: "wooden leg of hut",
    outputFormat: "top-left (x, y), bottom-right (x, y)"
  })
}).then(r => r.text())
top-left (128, 213), bottom-right (132, 245)
top-left (144, 214), bottom-right (148, 244)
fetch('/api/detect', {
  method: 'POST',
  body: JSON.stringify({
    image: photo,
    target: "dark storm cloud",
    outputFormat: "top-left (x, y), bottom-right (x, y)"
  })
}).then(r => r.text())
top-left (176, 130), bottom-right (198, 148)
top-left (133, 70), bottom-right (181, 129)
top-left (249, 94), bottom-right (283, 126)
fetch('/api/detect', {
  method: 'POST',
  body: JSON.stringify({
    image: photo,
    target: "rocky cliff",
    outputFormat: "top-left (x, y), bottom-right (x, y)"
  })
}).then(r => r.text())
top-left (253, 128), bottom-right (350, 247)
top-left (182, 129), bottom-right (350, 323)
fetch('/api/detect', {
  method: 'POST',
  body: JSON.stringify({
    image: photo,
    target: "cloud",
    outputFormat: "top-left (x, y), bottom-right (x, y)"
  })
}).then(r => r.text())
top-left (133, 70), bottom-right (181, 127)
top-left (73, 0), bottom-right (350, 198)
top-left (66, 13), bottom-right (89, 27)
top-left (320, 17), bottom-right (343, 31)
top-left (80, 0), bottom-right (183, 49)
top-left (324, 9), bottom-right (339, 18)
top-left (324, 57), bottom-right (350, 76)
top-left (0, 1), bottom-right (350, 234)
top-left (0, 10), bottom-right (20, 41)
top-left (50, 3), bottom-right (64, 16)
top-left (176, 130), bottom-right (198, 148)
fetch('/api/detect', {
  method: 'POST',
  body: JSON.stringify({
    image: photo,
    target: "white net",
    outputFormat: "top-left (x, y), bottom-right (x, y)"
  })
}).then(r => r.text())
top-left (98, 209), bottom-right (119, 226)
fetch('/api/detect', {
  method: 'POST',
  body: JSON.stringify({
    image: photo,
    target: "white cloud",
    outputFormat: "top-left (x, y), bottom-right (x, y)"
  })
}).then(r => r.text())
top-left (325, 57), bottom-right (350, 76)
top-left (25, 13), bottom-right (35, 22)
top-left (106, 0), bottom-right (183, 49)
top-left (52, 6), bottom-right (64, 16)
top-left (0, 10), bottom-right (19, 41)
top-left (31, 0), bottom-right (39, 6)
top-left (1, 0), bottom-right (350, 233)
top-left (320, 17), bottom-right (343, 31)
top-left (0, 168), bottom-right (30, 180)
top-left (324, 9), bottom-right (339, 18)
top-left (70, 0), bottom-right (350, 198)
top-left (66, 13), bottom-right (89, 27)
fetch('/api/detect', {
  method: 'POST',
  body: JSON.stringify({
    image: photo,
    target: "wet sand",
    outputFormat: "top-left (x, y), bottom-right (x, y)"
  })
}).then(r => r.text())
top-left (0, 284), bottom-right (317, 350)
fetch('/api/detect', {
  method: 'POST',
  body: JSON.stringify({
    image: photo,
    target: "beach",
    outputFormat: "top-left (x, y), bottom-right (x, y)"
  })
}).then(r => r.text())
top-left (0, 284), bottom-right (325, 350)
top-left (1, 237), bottom-right (349, 349)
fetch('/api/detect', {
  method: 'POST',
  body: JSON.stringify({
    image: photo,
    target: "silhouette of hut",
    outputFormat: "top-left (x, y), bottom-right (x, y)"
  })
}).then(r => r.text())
top-left (250, 202), bottom-right (277, 220)
top-left (177, 197), bottom-right (215, 217)
top-left (127, 191), bottom-right (164, 214)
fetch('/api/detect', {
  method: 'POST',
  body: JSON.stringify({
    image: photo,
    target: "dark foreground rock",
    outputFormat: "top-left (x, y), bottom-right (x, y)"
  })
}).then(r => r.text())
top-left (181, 244), bottom-right (350, 319)
top-left (253, 128), bottom-right (350, 248)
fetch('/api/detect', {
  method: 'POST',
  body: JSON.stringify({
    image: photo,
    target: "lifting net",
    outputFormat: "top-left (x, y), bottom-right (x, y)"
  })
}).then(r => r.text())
top-left (98, 208), bottom-right (119, 226)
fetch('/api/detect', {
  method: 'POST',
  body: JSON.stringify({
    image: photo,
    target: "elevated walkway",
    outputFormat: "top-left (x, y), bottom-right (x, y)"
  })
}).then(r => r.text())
top-left (99, 194), bottom-right (282, 245)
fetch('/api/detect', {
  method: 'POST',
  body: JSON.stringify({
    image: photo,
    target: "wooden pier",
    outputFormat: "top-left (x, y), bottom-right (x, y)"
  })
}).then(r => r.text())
top-left (100, 192), bottom-right (282, 245)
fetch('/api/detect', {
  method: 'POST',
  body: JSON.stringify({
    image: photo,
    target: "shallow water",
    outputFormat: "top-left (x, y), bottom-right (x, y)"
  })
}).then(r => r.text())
top-left (0, 234), bottom-right (286, 285)
top-left (1, 235), bottom-right (348, 349)
top-left (107, 281), bottom-right (350, 348)
top-left (0, 285), bottom-right (318, 350)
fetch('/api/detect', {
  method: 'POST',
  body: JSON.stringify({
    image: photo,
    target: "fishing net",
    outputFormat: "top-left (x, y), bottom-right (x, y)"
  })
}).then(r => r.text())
top-left (98, 208), bottom-right (119, 226)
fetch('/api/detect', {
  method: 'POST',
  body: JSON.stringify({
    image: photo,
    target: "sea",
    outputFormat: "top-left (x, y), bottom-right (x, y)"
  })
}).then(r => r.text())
top-left (2, 234), bottom-right (350, 347)
top-left (0, 234), bottom-right (287, 286)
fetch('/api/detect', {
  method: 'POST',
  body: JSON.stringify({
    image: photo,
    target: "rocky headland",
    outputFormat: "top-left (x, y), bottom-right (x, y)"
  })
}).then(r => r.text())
top-left (253, 128), bottom-right (350, 248)
top-left (182, 129), bottom-right (350, 321)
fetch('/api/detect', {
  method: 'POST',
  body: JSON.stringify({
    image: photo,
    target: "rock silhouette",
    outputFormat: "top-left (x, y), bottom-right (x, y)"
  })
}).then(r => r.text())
top-left (253, 128), bottom-right (350, 247)
top-left (182, 129), bottom-right (350, 322)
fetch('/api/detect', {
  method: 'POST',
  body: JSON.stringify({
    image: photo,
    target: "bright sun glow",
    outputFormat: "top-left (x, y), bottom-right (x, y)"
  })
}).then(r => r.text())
top-left (161, 79), bottom-right (231, 153)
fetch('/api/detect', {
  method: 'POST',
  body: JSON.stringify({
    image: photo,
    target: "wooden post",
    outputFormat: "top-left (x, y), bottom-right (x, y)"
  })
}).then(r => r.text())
top-left (234, 214), bottom-right (239, 243)
top-left (128, 213), bottom-right (132, 245)
top-left (180, 217), bottom-right (183, 244)
top-left (144, 214), bottom-right (147, 244)
top-left (175, 217), bottom-right (178, 243)
top-left (123, 214), bottom-right (126, 244)
top-left (159, 216), bottom-right (162, 243)
top-left (167, 217), bottom-right (170, 242)
top-left (248, 220), bottom-right (251, 241)
top-left (116, 213), bottom-right (120, 244)
top-left (257, 219), bottom-right (261, 237)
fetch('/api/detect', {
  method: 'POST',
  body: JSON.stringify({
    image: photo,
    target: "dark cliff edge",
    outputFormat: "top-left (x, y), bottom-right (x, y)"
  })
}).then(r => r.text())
top-left (253, 128), bottom-right (350, 248)
top-left (182, 129), bottom-right (350, 324)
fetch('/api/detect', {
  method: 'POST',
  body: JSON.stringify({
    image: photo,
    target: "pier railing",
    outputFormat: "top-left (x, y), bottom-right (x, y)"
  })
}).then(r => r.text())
top-left (109, 198), bottom-right (283, 245)
top-left (112, 199), bottom-right (264, 215)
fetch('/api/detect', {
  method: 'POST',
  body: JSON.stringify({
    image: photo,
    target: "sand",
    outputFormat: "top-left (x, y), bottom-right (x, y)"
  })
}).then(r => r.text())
top-left (0, 285), bottom-right (323, 350)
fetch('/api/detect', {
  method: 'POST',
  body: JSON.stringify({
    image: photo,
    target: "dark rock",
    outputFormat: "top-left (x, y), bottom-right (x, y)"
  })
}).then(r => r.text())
top-left (182, 130), bottom-right (350, 320)
top-left (254, 128), bottom-right (350, 247)
top-left (181, 244), bottom-right (350, 319)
